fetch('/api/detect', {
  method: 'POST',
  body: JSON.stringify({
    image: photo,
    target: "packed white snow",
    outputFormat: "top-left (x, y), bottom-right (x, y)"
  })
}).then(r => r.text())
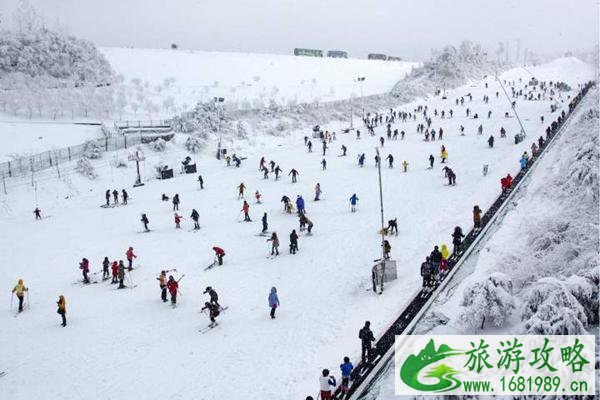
top-left (0, 58), bottom-right (594, 400)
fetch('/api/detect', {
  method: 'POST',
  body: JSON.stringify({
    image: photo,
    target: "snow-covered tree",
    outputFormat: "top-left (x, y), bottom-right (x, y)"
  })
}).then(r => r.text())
top-left (150, 138), bottom-right (167, 152)
top-left (185, 134), bottom-right (203, 153)
top-left (458, 273), bottom-right (515, 329)
top-left (521, 277), bottom-right (588, 335)
top-left (75, 157), bottom-right (97, 180)
top-left (82, 140), bottom-right (102, 159)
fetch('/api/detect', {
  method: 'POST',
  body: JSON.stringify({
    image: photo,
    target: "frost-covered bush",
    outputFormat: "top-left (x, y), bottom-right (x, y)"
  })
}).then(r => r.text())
top-left (185, 134), bottom-right (204, 153)
top-left (153, 161), bottom-right (166, 179)
top-left (75, 157), bottom-right (97, 180)
top-left (458, 273), bottom-right (514, 329)
top-left (150, 138), bottom-right (167, 152)
top-left (82, 140), bottom-right (102, 159)
top-left (236, 121), bottom-right (249, 138)
top-left (520, 277), bottom-right (587, 335)
top-left (111, 155), bottom-right (127, 168)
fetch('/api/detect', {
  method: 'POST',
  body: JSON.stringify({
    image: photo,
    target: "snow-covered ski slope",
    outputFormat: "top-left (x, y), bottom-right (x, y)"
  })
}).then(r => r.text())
top-left (101, 47), bottom-right (418, 109)
top-left (0, 58), bottom-right (594, 400)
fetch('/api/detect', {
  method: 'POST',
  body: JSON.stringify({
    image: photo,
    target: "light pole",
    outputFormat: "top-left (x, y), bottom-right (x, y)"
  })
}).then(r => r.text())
top-left (214, 97), bottom-right (225, 159)
top-left (357, 76), bottom-right (366, 120)
top-left (375, 147), bottom-right (386, 294)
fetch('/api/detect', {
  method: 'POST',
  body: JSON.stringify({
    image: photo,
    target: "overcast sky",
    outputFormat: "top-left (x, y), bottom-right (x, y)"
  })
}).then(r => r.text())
top-left (0, 0), bottom-right (598, 60)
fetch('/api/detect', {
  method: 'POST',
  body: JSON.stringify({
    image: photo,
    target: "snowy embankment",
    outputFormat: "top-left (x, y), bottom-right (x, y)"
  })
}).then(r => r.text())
top-left (101, 47), bottom-right (417, 115)
top-left (0, 59), bottom-right (594, 400)
top-left (367, 88), bottom-right (599, 400)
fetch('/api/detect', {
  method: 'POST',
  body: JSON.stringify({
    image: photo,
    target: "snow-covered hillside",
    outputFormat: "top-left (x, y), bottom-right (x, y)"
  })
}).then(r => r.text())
top-left (101, 47), bottom-right (417, 114)
top-left (0, 58), bottom-right (594, 400)
top-left (364, 88), bottom-right (599, 400)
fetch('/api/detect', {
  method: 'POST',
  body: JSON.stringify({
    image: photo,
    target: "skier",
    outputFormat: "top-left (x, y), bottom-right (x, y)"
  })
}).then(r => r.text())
top-left (519, 154), bottom-right (528, 170)
top-left (122, 189), bottom-right (129, 205)
top-left (488, 135), bottom-right (495, 148)
top-left (374, 154), bottom-right (380, 167)
top-left (319, 369), bottom-right (337, 400)
top-left (201, 302), bottom-right (220, 326)
top-left (358, 153), bottom-right (365, 167)
top-left (440, 244), bottom-right (450, 273)
top-left (429, 154), bottom-right (434, 169)
top-left (157, 271), bottom-right (168, 302)
top-left (387, 218), bottom-right (398, 235)
top-left (269, 160), bottom-right (276, 172)
top-left (112, 189), bottom-right (119, 205)
top-left (339, 357), bottom-right (354, 397)
top-left (140, 213), bottom-right (150, 232)
top-left (102, 256), bottom-right (110, 280)
top-left (57, 295), bottom-right (67, 327)
top-left (289, 230), bottom-right (299, 254)
top-left (322, 141), bottom-right (328, 156)
top-left (267, 232), bottom-right (280, 256)
top-left (402, 160), bottom-right (408, 172)
top-left (171, 194), bottom-right (179, 211)
top-left (261, 213), bottom-right (268, 234)
top-left (307, 140), bottom-right (313, 153)
top-left (359, 321), bottom-right (375, 363)
top-left (341, 145), bottom-right (347, 156)
top-left (213, 246), bottom-right (225, 265)
top-left (296, 195), bottom-right (305, 215)
top-left (117, 261), bottom-right (126, 289)
top-left (281, 195), bottom-right (292, 213)
top-left (430, 246), bottom-right (442, 273)
top-left (34, 208), bottom-right (42, 220)
top-left (386, 154), bottom-right (394, 168)
top-left (174, 213), bottom-right (183, 229)
top-left (383, 240), bottom-right (391, 259)
top-left (356, 129), bottom-right (361, 140)
top-left (261, 165), bottom-right (269, 179)
top-left (11, 279), bottom-right (28, 312)
top-left (473, 205), bottom-right (482, 229)
top-left (268, 287), bottom-right (280, 319)
top-left (452, 227), bottom-right (465, 255)
top-left (349, 193), bottom-right (359, 212)
top-left (105, 190), bottom-right (110, 206)
top-left (191, 209), bottom-right (200, 230)
top-left (198, 175), bottom-right (204, 189)
top-left (314, 183), bottom-right (322, 201)
top-left (299, 213), bottom-right (314, 234)
top-left (274, 165), bottom-right (282, 180)
top-left (255, 190), bottom-right (262, 204)
top-left (441, 146), bottom-right (448, 163)
top-left (447, 168), bottom-right (456, 185)
top-left (421, 257), bottom-right (432, 288)
top-left (204, 286), bottom-right (221, 308)
top-left (379, 137), bottom-right (385, 147)
top-left (259, 156), bottom-right (266, 171)
top-left (126, 247), bottom-right (137, 270)
top-left (79, 258), bottom-right (90, 283)
top-left (166, 275), bottom-right (179, 306)
top-left (238, 183), bottom-right (246, 199)
top-left (242, 200), bottom-right (251, 222)
top-left (111, 261), bottom-right (118, 284)
top-left (321, 158), bottom-right (327, 170)
top-left (289, 168), bottom-right (299, 183)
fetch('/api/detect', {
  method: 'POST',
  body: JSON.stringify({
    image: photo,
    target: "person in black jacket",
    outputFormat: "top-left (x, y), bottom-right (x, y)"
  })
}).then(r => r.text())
top-left (203, 286), bottom-right (221, 309)
top-left (452, 227), bottom-right (465, 255)
top-left (262, 213), bottom-right (268, 234)
top-left (359, 321), bottom-right (376, 363)
top-left (190, 209), bottom-right (200, 230)
top-left (421, 257), bottom-right (432, 288)
top-left (289, 230), bottom-right (299, 254)
top-left (430, 246), bottom-right (442, 273)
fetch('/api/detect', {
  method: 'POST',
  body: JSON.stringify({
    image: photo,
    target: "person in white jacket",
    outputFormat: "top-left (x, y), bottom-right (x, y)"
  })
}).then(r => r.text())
top-left (318, 369), bottom-right (337, 400)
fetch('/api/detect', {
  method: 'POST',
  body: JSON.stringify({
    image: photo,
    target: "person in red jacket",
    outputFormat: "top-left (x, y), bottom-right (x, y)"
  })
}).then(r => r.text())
top-left (500, 177), bottom-right (508, 192)
top-left (166, 275), bottom-right (179, 306)
top-left (79, 258), bottom-right (90, 283)
top-left (174, 213), bottom-right (183, 229)
top-left (505, 174), bottom-right (513, 188)
top-left (242, 201), bottom-right (251, 222)
top-left (213, 246), bottom-right (225, 265)
top-left (126, 247), bottom-right (137, 270)
top-left (111, 261), bottom-right (119, 284)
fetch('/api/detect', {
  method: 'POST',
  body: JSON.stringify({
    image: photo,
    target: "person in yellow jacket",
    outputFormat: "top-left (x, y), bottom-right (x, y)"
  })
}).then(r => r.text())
top-left (11, 279), bottom-right (28, 313)
top-left (441, 145), bottom-right (448, 163)
top-left (402, 160), bottom-right (409, 172)
top-left (440, 244), bottom-right (450, 273)
top-left (57, 295), bottom-right (67, 327)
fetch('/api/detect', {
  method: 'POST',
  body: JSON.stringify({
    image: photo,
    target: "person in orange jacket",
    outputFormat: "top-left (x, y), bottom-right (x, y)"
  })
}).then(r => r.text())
top-left (126, 247), bottom-right (137, 270)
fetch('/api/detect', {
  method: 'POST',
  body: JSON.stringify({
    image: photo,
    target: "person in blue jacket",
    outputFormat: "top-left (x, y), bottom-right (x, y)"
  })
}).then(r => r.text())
top-left (350, 193), bottom-right (359, 212)
top-left (340, 356), bottom-right (354, 396)
top-left (519, 155), bottom-right (528, 170)
top-left (268, 287), bottom-right (280, 319)
top-left (296, 195), bottom-right (305, 215)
